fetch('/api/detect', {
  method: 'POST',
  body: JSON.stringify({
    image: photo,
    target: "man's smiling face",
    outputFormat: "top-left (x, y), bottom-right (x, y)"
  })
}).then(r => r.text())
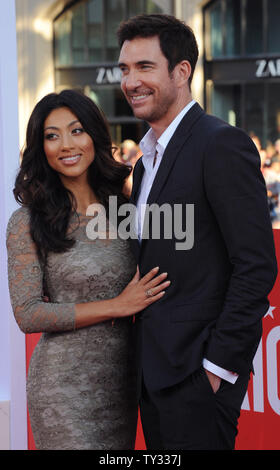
top-left (118, 36), bottom-right (180, 129)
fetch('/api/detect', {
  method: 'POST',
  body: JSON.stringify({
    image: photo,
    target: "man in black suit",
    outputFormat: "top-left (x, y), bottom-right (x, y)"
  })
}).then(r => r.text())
top-left (117, 14), bottom-right (277, 450)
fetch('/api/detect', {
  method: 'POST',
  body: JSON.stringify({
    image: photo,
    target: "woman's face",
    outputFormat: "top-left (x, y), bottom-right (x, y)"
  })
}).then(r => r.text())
top-left (43, 107), bottom-right (95, 183)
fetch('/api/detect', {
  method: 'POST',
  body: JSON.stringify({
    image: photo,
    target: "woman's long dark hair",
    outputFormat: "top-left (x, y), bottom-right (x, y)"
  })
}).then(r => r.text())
top-left (14, 89), bottom-right (131, 261)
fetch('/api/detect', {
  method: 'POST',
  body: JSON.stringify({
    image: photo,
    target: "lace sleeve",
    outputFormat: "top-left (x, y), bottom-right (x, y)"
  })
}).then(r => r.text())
top-left (6, 208), bottom-right (76, 334)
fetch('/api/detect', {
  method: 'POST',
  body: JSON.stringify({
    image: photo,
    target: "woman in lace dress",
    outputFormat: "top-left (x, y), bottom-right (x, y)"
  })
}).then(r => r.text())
top-left (6, 90), bottom-right (169, 450)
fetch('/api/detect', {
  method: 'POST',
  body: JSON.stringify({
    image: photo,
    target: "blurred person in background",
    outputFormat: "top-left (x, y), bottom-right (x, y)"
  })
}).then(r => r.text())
top-left (265, 141), bottom-right (277, 163)
top-left (271, 139), bottom-right (280, 163)
top-left (250, 134), bottom-right (267, 168)
top-left (121, 138), bottom-right (137, 161)
top-left (113, 140), bottom-right (142, 197)
top-left (112, 141), bottom-right (123, 163)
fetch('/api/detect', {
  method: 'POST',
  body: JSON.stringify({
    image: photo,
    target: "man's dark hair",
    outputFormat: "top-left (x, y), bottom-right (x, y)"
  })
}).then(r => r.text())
top-left (117, 14), bottom-right (199, 87)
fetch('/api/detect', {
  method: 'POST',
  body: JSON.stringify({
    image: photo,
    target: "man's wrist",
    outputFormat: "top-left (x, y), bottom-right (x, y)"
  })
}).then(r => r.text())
top-left (203, 358), bottom-right (239, 384)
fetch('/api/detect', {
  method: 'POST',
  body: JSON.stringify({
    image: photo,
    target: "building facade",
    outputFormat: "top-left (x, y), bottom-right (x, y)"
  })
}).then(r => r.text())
top-left (16, 0), bottom-right (280, 150)
top-left (16, 0), bottom-right (203, 149)
top-left (204, 0), bottom-right (280, 149)
top-left (16, 0), bottom-right (177, 148)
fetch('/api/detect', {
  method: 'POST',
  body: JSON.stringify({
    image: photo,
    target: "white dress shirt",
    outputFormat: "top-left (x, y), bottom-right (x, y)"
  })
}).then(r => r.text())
top-left (136, 100), bottom-right (238, 385)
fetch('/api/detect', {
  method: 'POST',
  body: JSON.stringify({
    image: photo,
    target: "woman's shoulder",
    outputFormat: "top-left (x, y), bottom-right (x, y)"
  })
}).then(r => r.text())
top-left (6, 206), bottom-right (30, 236)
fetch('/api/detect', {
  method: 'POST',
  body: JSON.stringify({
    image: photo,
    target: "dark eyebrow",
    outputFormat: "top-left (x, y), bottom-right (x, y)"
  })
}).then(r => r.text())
top-left (44, 120), bottom-right (80, 131)
top-left (137, 60), bottom-right (156, 66)
top-left (118, 60), bottom-right (156, 67)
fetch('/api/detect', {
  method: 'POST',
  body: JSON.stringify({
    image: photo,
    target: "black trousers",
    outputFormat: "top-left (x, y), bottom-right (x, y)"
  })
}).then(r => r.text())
top-left (139, 367), bottom-right (250, 450)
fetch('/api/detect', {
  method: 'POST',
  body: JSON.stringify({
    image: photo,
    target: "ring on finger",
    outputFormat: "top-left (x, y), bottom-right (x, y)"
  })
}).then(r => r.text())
top-left (146, 289), bottom-right (154, 298)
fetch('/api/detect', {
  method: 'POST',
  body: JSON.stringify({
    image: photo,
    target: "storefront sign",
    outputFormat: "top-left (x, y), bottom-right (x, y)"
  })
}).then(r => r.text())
top-left (256, 59), bottom-right (280, 78)
top-left (96, 66), bottom-right (121, 84)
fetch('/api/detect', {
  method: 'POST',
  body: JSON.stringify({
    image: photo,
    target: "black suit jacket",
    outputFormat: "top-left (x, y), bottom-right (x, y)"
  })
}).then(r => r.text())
top-left (130, 103), bottom-right (277, 392)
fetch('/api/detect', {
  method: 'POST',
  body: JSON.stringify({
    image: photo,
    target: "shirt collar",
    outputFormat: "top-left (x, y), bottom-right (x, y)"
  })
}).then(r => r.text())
top-left (139, 100), bottom-right (196, 158)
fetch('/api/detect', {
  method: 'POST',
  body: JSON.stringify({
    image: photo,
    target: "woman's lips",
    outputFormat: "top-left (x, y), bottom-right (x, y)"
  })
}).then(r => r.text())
top-left (59, 154), bottom-right (82, 165)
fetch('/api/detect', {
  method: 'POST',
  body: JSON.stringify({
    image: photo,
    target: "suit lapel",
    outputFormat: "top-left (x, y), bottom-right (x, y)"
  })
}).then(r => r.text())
top-left (147, 103), bottom-right (205, 205)
top-left (130, 157), bottom-right (144, 205)
top-left (129, 158), bottom-right (144, 262)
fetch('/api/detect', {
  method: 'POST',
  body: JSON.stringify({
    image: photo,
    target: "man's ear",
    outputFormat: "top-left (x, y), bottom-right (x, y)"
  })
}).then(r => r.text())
top-left (174, 60), bottom-right (192, 88)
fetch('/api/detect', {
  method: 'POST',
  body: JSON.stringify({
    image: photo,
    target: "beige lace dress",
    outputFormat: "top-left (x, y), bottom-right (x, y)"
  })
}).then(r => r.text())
top-left (6, 207), bottom-right (138, 450)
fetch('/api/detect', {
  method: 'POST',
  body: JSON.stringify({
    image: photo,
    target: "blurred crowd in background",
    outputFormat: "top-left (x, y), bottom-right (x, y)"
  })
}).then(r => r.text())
top-left (251, 135), bottom-right (280, 228)
top-left (113, 139), bottom-right (142, 198)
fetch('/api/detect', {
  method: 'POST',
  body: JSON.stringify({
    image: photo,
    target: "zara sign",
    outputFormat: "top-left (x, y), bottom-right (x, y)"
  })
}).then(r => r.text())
top-left (256, 58), bottom-right (280, 78)
top-left (95, 66), bottom-right (121, 84)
